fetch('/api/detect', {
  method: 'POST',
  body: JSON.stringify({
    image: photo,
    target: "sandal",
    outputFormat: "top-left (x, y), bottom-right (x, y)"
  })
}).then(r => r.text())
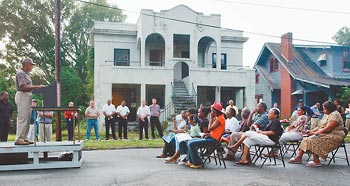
top-left (235, 161), bottom-right (250, 165)
top-left (156, 154), bottom-right (166, 158)
top-left (288, 157), bottom-right (302, 164)
top-left (306, 161), bottom-right (321, 167)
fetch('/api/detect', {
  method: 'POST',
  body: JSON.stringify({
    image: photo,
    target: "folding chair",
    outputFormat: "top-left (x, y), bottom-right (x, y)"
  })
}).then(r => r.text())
top-left (327, 128), bottom-right (349, 166)
top-left (282, 140), bottom-right (301, 158)
top-left (251, 143), bottom-right (285, 168)
top-left (200, 142), bottom-right (227, 168)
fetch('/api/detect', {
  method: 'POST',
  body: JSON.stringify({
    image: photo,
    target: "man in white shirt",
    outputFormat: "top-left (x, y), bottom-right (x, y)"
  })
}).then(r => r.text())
top-left (224, 108), bottom-right (239, 135)
top-left (116, 100), bottom-right (130, 139)
top-left (102, 99), bottom-right (116, 140)
top-left (137, 100), bottom-right (151, 140)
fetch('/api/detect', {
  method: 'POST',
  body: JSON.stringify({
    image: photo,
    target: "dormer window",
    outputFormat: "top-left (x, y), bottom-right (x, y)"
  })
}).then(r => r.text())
top-left (269, 57), bottom-right (279, 72)
top-left (317, 53), bottom-right (327, 67)
top-left (343, 51), bottom-right (350, 72)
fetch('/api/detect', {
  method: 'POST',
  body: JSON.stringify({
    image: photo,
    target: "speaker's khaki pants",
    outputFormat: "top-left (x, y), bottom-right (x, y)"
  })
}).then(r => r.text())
top-left (15, 91), bottom-right (32, 141)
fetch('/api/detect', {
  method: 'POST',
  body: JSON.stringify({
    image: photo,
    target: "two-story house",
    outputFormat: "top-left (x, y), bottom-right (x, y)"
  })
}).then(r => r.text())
top-left (91, 5), bottom-right (255, 122)
top-left (254, 32), bottom-right (350, 118)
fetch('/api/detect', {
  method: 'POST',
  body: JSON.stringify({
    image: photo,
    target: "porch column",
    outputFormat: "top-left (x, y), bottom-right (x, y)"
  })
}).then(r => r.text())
top-left (216, 43), bottom-right (221, 70)
top-left (141, 38), bottom-right (145, 67)
top-left (141, 84), bottom-right (146, 102)
top-left (236, 89), bottom-right (244, 110)
top-left (215, 86), bottom-right (221, 103)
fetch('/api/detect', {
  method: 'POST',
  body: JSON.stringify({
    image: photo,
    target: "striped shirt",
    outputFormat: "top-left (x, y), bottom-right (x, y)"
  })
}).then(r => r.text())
top-left (253, 112), bottom-right (269, 129)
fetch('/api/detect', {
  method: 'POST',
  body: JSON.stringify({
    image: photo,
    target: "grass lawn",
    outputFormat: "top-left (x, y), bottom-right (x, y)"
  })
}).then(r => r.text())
top-left (7, 129), bottom-right (164, 150)
top-left (6, 129), bottom-right (349, 151)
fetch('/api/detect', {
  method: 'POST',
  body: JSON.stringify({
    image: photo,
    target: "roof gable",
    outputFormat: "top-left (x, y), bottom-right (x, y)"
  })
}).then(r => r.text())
top-left (254, 42), bottom-right (350, 88)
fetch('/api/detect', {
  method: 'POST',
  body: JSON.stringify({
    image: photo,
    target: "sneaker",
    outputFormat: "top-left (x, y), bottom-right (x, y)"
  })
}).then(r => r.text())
top-left (179, 154), bottom-right (187, 162)
top-left (97, 138), bottom-right (101, 141)
top-left (85, 139), bottom-right (89, 141)
top-left (178, 161), bottom-right (186, 165)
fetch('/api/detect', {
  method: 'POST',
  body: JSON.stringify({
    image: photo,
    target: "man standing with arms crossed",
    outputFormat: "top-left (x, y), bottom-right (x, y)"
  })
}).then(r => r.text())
top-left (102, 99), bottom-right (116, 140)
top-left (149, 98), bottom-right (163, 139)
top-left (116, 100), bottom-right (130, 139)
top-left (15, 58), bottom-right (44, 145)
top-left (137, 100), bottom-right (150, 140)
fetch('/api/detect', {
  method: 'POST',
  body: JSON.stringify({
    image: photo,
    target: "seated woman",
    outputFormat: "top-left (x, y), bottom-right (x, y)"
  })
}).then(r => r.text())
top-left (228, 108), bottom-right (283, 165)
top-left (186, 102), bottom-right (225, 169)
top-left (197, 106), bottom-right (210, 133)
top-left (156, 111), bottom-right (187, 158)
top-left (289, 101), bottom-right (345, 167)
top-left (165, 114), bottom-right (201, 163)
top-left (267, 106), bottom-right (308, 157)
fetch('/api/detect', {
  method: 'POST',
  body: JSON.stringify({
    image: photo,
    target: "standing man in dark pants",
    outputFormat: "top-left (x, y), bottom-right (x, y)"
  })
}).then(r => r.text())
top-left (137, 100), bottom-right (150, 140)
top-left (0, 91), bottom-right (14, 141)
top-left (149, 98), bottom-right (163, 139)
top-left (116, 100), bottom-right (130, 139)
top-left (64, 102), bottom-right (77, 141)
top-left (102, 99), bottom-right (116, 140)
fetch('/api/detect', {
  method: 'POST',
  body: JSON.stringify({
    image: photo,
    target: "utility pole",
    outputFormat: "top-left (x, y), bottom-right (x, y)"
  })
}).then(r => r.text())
top-left (55, 0), bottom-right (62, 141)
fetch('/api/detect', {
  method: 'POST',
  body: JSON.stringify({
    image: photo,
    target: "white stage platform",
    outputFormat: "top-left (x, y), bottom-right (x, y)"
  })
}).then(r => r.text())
top-left (0, 141), bottom-right (83, 171)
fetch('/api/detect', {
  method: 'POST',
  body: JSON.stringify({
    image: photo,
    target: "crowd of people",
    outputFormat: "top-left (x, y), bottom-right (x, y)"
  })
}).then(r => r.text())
top-left (156, 99), bottom-right (348, 169)
top-left (0, 57), bottom-right (349, 171)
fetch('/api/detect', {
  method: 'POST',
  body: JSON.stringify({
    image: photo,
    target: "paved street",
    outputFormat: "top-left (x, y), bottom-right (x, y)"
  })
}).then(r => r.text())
top-left (0, 148), bottom-right (349, 186)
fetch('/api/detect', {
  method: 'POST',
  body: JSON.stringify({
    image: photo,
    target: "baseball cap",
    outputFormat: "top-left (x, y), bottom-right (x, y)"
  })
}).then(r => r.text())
top-left (298, 99), bottom-right (304, 103)
top-left (22, 58), bottom-right (36, 65)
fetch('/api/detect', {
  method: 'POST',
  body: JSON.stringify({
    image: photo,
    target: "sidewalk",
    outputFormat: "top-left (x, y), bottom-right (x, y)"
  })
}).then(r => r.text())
top-left (0, 148), bottom-right (349, 186)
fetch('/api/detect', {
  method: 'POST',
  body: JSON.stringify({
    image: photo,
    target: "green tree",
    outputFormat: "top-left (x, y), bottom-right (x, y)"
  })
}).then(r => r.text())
top-left (0, 0), bottom-right (74, 80)
top-left (333, 26), bottom-right (350, 46)
top-left (0, 0), bottom-right (125, 107)
top-left (337, 86), bottom-right (350, 105)
top-left (61, 66), bottom-right (84, 106)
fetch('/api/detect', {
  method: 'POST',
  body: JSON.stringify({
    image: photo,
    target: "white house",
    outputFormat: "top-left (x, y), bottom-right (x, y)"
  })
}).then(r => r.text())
top-left (91, 5), bottom-right (255, 122)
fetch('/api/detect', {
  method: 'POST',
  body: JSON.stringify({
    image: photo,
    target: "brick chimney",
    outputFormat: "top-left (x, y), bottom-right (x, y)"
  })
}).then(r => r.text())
top-left (281, 32), bottom-right (293, 62)
top-left (280, 32), bottom-right (294, 119)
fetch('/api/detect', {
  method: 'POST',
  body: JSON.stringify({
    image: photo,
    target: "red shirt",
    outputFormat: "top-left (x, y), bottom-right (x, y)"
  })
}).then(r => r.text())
top-left (64, 111), bottom-right (76, 119)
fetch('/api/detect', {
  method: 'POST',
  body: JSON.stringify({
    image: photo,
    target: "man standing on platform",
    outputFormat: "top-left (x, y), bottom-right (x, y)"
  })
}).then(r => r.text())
top-left (137, 100), bottom-right (150, 140)
top-left (64, 102), bottom-right (78, 141)
top-left (0, 91), bottom-right (14, 141)
top-left (149, 98), bottom-right (163, 139)
top-left (102, 99), bottom-right (116, 140)
top-left (116, 100), bottom-right (130, 139)
top-left (15, 58), bottom-right (44, 145)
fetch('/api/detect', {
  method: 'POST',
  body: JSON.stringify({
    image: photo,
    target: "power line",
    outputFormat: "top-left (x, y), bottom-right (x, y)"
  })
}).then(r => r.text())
top-left (214, 0), bottom-right (350, 15)
top-left (75, 0), bottom-right (339, 45)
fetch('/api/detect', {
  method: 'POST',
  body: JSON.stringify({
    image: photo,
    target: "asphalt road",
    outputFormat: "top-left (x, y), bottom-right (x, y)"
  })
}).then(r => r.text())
top-left (0, 148), bottom-right (349, 186)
